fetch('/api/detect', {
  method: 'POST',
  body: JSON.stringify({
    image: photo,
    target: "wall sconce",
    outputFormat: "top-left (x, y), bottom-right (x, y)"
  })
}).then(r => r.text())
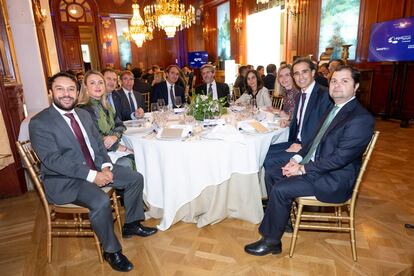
top-left (202, 25), bottom-right (209, 40)
top-left (101, 17), bottom-right (111, 29)
top-left (103, 34), bottom-right (113, 49)
top-left (286, 0), bottom-right (300, 18)
top-left (234, 14), bottom-right (243, 33)
top-left (236, 0), bottom-right (243, 8)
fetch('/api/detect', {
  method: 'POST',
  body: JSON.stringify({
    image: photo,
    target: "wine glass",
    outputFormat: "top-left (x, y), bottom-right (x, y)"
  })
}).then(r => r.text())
top-left (157, 99), bottom-right (165, 111)
top-left (175, 96), bottom-right (182, 108)
top-left (150, 103), bottom-right (158, 112)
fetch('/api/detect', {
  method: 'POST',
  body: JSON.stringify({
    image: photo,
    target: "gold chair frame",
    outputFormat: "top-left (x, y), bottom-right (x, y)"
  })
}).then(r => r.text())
top-left (272, 95), bottom-right (284, 110)
top-left (289, 131), bottom-right (379, 261)
top-left (16, 140), bottom-right (123, 263)
top-left (142, 92), bottom-right (150, 112)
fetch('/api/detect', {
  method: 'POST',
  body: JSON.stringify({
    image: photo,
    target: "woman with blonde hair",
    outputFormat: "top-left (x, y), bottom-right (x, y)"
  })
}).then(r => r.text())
top-left (276, 64), bottom-right (300, 116)
top-left (78, 70), bottom-right (134, 168)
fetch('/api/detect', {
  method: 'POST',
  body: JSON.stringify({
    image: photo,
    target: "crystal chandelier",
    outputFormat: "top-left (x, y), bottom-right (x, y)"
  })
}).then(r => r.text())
top-left (128, 3), bottom-right (147, 47)
top-left (144, 0), bottom-right (195, 38)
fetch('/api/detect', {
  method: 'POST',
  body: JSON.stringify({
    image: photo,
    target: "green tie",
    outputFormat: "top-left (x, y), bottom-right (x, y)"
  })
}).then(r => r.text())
top-left (301, 105), bottom-right (340, 164)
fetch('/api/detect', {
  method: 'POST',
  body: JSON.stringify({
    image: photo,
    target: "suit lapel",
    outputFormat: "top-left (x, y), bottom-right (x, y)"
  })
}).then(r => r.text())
top-left (48, 107), bottom-right (82, 152)
top-left (302, 83), bottom-right (319, 127)
top-left (323, 99), bottom-right (357, 139)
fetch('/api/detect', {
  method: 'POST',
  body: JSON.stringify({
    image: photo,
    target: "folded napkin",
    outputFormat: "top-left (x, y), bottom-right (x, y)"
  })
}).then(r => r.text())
top-left (160, 128), bottom-right (183, 139)
top-left (204, 125), bottom-right (245, 143)
top-left (238, 120), bottom-right (270, 133)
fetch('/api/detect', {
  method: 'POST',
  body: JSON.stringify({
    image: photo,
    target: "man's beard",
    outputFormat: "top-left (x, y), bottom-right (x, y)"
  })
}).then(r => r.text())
top-left (53, 96), bottom-right (78, 111)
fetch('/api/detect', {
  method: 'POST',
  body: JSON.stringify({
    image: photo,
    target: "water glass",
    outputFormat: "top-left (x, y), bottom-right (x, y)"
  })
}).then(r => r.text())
top-left (150, 103), bottom-right (158, 112)
top-left (175, 97), bottom-right (182, 108)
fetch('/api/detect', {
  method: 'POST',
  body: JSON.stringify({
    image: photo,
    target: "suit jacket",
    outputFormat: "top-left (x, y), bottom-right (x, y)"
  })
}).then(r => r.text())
top-left (299, 99), bottom-right (375, 203)
top-left (133, 78), bottom-right (151, 94)
top-left (114, 88), bottom-right (147, 121)
top-left (150, 81), bottom-right (185, 107)
top-left (195, 82), bottom-right (230, 100)
top-left (288, 82), bottom-right (333, 146)
top-left (29, 106), bottom-right (111, 204)
top-left (263, 74), bottom-right (276, 90)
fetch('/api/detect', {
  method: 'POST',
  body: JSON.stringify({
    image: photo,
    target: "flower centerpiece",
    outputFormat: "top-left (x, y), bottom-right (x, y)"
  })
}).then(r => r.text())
top-left (188, 94), bottom-right (227, 121)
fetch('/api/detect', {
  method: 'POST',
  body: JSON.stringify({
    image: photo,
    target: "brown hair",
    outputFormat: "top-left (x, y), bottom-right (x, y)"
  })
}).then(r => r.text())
top-left (244, 69), bottom-right (264, 95)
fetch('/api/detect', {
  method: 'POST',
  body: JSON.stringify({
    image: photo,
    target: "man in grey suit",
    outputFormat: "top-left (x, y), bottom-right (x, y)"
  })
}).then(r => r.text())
top-left (29, 72), bottom-right (157, 272)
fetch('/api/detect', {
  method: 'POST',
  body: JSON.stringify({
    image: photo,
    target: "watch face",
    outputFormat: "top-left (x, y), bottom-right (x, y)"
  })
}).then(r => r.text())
top-left (67, 4), bottom-right (84, 19)
top-left (113, 0), bottom-right (126, 5)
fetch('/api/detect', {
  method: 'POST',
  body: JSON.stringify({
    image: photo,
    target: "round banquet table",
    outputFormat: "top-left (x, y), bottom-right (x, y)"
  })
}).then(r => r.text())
top-left (123, 126), bottom-right (289, 230)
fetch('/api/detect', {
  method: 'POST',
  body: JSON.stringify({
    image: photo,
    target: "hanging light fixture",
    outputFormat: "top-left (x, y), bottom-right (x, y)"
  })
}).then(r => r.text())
top-left (144, 0), bottom-right (195, 38)
top-left (128, 2), bottom-right (147, 47)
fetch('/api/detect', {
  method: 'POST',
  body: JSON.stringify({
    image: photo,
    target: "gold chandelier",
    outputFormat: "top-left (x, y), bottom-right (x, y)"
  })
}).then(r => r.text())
top-left (128, 3), bottom-right (148, 47)
top-left (144, 0), bottom-right (195, 38)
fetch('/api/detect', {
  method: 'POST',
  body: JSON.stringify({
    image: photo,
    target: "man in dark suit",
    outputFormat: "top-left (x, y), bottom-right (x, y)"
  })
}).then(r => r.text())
top-left (150, 64), bottom-right (185, 108)
top-left (102, 68), bottom-right (121, 119)
top-left (263, 58), bottom-right (332, 194)
top-left (195, 64), bottom-right (230, 103)
top-left (29, 72), bottom-right (157, 272)
top-left (263, 64), bottom-right (277, 90)
top-left (114, 70), bottom-right (147, 121)
top-left (245, 66), bottom-right (375, 256)
top-left (131, 67), bottom-right (151, 94)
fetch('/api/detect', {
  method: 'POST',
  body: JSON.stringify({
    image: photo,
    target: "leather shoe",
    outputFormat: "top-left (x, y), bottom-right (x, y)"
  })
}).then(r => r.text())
top-left (244, 238), bottom-right (282, 256)
top-left (103, 251), bottom-right (133, 272)
top-left (122, 223), bottom-right (158, 238)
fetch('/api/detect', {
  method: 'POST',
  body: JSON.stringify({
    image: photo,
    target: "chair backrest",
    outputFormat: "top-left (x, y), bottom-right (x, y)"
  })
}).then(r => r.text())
top-left (142, 92), bottom-right (150, 111)
top-left (349, 131), bottom-right (379, 207)
top-left (233, 87), bottom-right (241, 99)
top-left (16, 141), bottom-right (52, 221)
top-left (268, 89), bottom-right (275, 97)
top-left (272, 95), bottom-right (284, 109)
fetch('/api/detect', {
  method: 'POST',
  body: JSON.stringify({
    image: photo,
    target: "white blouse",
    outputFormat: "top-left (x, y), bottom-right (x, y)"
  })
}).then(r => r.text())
top-left (236, 87), bottom-right (272, 108)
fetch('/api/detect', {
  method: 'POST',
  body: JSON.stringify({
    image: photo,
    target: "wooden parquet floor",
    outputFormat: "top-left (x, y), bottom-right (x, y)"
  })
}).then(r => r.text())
top-left (1, 120), bottom-right (414, 276)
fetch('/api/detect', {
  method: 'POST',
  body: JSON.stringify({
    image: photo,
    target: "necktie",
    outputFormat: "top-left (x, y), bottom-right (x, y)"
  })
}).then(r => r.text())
top-left (169, 85), bottom-right (175, 107)
top-left (64, 113), bottom-right (96, 170)
top-left (128, 91), bottom-right (135, 112)
top-left (107, 93), bottom-right (115, 110)
top-left (208, 83), bottom-right (213, 97)
top-left (297, 93), bottom-right (307, 132)
top-left (301, 105), bottom-right (340, 164)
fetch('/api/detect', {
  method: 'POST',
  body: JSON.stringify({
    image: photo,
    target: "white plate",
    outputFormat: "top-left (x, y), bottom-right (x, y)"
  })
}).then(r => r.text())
top-left (124, 119), bottom-right (147, 128)
top-left (124, 127), bottom-right (153, 135)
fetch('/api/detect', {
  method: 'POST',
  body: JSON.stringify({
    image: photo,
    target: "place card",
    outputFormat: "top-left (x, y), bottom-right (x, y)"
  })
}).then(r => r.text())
top-left (249, 120), bottom-right (269, 133)
top-left (160, 128), bottom-right (183, 139)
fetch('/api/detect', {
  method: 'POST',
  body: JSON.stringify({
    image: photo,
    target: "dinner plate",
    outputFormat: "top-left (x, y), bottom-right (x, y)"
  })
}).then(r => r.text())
top-left (124, 126), bottom-right (153, 135)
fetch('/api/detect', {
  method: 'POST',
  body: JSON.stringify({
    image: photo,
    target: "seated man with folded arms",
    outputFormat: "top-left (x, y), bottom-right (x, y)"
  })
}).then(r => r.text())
top-left (245, 66), bottom-right (375, 256)
top-left (29, 72), bottom-right (157, 272)
top-left (263, 58), bottom-right (332, 196)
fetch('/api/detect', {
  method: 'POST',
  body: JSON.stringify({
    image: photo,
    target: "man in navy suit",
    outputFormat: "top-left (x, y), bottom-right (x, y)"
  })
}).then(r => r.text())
top-left (244, 66), bottom-right (375, 256)
top-left (263, 63), bottom-right (277, 90)
top-left (263, 58), bottom-right (332, 194)
top-left (114, 70), bottom-right (147, 121)
top-left (102, 68), bottom-right (121, 119)
top-left (195, 64), bottom-right (230, 103)
top-left (150, 64), bottom-right (185, 108)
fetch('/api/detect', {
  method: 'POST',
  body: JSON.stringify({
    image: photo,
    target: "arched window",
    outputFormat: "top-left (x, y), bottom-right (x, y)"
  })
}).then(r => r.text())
top-left (59, 0), bottom-right (93, 23)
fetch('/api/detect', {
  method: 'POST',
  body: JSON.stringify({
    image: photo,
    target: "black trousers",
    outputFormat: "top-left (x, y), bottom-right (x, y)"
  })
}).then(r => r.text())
top-left (73, 164), bottom-right (144, 253)
top-left (263, 141), bottom-right (295, 195)
top-left (259, 176), bottom-right (314, 241)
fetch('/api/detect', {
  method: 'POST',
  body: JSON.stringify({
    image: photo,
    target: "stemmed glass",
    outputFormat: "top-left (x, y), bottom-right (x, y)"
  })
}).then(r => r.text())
top-left (175, 97), bottom-right (182, 108)
top-left (150, 103), bottom-right (158, 112)
top-left (157, 99), bottom-right (166, 111)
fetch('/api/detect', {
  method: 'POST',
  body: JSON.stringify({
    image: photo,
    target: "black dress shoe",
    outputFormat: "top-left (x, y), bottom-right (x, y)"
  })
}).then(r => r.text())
top-left (122, 223), bottom-right (158, 238)
top-left (103, 251), bottom-right (134, 272)
top-left (244, 238), bottom-right (282, 256)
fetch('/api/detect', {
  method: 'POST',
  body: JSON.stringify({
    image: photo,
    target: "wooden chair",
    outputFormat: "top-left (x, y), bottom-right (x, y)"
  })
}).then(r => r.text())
top-left (233, 87), bottom-right (241, 99)
top-left (142, 92), bottom-right (150, 112)
top-left (16, 140), bottom-right (123, 263)
top-left (272, 95), bottom-right (284, 110)
top-left (289, 131), bottom-right (379, 261)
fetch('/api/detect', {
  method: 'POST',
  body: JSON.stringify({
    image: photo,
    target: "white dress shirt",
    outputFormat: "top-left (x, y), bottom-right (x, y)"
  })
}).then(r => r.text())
top-left (166, 80), bottom-right (176, 107)
top-left (122, 87), bottom-right (138, 120)
top-left (292, 96), bottom-right (356, 163)
top-left (53, 103), bottom-right (112, 182)
top-left (207, 80), bottom-right (218, 100)
top-left (296, 81), bottom-right (316, 141)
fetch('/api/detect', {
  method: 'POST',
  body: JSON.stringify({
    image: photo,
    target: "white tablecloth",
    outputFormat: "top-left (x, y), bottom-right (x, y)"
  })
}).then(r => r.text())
top-left (123, 127), bottom-right (289, 230)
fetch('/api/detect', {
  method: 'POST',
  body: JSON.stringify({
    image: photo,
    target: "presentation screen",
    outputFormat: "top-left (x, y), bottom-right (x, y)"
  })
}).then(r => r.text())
top-left (368, 17), bottom-right (414, 62)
